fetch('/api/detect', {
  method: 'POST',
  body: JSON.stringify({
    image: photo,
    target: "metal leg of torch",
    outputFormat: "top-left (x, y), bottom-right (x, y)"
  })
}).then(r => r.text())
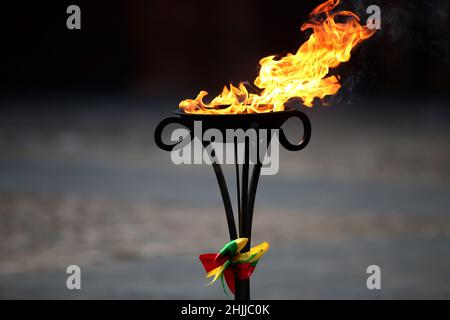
top-left (207, 135), bottom-right (266, 300)
top-left (205, 140), bottom-right (238, 241)
top-left (235, 138), bottom-right (251, 300)
top-left (235, 164), bottom-right (263, 300)
top-left (235, 132), bottom-right (268, 300)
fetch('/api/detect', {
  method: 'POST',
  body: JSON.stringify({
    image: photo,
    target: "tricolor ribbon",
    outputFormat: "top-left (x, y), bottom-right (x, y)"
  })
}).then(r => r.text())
top-left (199, 238), bottom-right (269, 296)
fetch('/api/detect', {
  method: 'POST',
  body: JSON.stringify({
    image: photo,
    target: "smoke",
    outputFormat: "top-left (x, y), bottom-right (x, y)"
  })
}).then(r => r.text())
top-left (368, 0), bottom-right (448, 64)
top-left (425, 0), bottom-right (449, 65)
top-left (325, 0), bottom-right (450, 105)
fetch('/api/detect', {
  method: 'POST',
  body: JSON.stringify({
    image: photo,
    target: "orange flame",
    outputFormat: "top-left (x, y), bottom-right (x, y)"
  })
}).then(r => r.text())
top-left (179, 0), bottom-right (376, 114)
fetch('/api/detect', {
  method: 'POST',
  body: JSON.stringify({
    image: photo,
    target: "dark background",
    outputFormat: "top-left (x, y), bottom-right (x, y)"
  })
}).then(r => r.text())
top-left (1, 0), bottom-right (449, 100)
top-left (0, 0), bottom-right (449, 299)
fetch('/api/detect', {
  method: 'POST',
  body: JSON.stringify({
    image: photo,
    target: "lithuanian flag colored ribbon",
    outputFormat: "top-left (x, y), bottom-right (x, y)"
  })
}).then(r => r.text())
top-left (199, 238), bottom-right (269, 296)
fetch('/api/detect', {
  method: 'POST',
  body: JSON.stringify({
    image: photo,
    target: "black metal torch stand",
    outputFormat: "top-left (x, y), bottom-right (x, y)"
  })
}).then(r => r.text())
top-left (155, 107), bottom-right (311, 300)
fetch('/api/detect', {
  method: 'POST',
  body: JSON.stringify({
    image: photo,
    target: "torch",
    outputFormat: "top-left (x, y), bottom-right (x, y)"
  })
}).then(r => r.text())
top-left (155, 107), bottom-right (311, 300)
top-left (154, 0), bottom-right (375, 300)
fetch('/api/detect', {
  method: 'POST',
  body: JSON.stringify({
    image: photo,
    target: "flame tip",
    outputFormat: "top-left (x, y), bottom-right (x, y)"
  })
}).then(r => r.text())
top-left (179, 0), bottom-right (376, 114)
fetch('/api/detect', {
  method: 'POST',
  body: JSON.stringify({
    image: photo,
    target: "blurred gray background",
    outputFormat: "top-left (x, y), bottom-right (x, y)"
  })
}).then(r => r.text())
top-left (0, 0), bottom-right (449, 299)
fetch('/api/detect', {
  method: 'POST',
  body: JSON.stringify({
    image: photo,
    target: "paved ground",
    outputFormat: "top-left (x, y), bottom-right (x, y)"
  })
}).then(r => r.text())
top-left (0, 96), bottom-right (449, 299)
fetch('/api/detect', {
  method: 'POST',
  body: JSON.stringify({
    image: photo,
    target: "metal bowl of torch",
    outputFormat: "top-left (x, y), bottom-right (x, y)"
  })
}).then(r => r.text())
top-left (154, 105), bottom-right (312, 152)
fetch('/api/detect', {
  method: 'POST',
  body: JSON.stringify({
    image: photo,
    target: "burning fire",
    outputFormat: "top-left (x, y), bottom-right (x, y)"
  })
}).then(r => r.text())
top-left (180, 0), bottom-right (376, 114)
